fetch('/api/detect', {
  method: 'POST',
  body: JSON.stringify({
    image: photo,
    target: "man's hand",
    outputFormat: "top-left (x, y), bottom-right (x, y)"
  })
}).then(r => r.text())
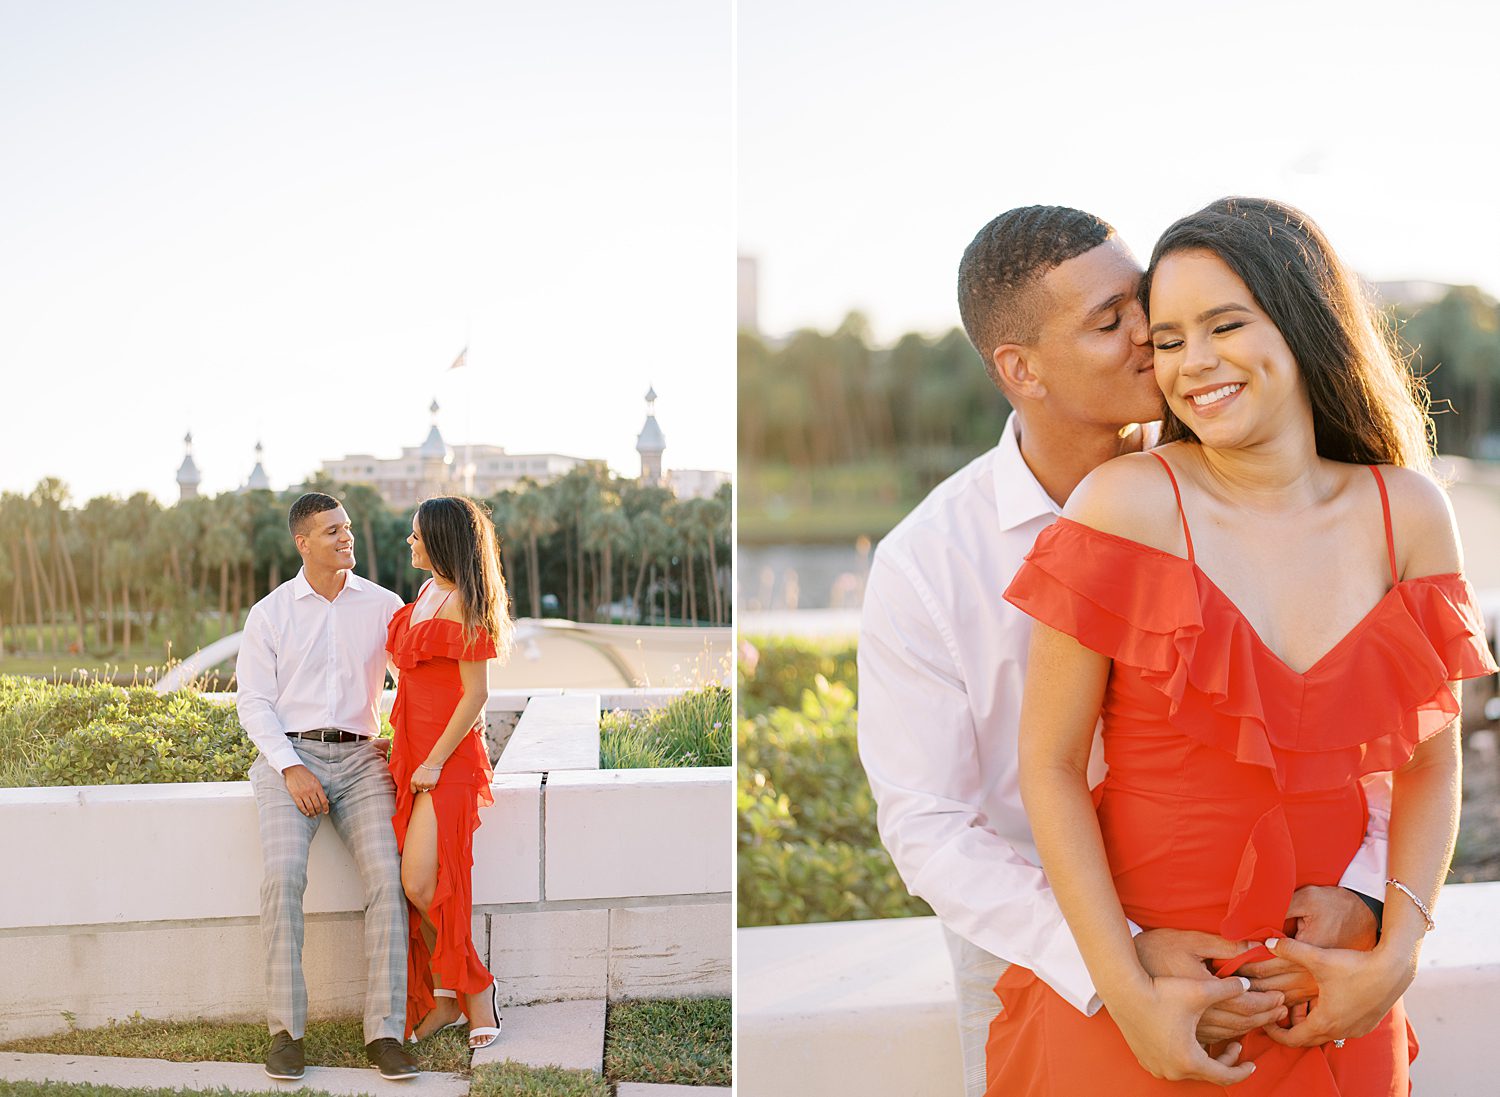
top-left (283, 764), bottom-right (329, 817)
top-left (1135, 928), bottom-right (1286, 1043)
top-left (371, 737), bottom-right (393, 761)
top-left (1287, 886), bottom-right (1379, 951)
top-left (1240, 886), bottom-right (1378, 1017)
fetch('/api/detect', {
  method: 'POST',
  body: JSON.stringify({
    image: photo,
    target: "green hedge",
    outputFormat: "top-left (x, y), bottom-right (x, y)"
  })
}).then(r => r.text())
top-left (738, 648), bottom-right (930, 928)
top-left (0, 676), bottom-right (255, 787)
top-left (738, 635), bottom-right (858, 718)
top-left (600, 685), bottom-right (731, 769)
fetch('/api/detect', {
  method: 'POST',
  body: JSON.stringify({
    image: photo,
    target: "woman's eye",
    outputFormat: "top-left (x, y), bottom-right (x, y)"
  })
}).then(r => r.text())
top-left (1212, 321), bottom-right (1246, 335)
top-left (1153, 339), bottom-right (1183, 352)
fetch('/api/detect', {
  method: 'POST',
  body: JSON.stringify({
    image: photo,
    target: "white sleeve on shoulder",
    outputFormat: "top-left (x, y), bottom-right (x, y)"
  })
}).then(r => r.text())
top-left (857, 550), bottom-right (1107, 1016)
top-left (1339, 771), bottom-right (1391, 899)
top-left (235, 604), bottom-right (301, 774)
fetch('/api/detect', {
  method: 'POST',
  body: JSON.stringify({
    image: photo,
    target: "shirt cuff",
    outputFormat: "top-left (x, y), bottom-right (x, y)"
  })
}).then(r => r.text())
top-left (263, 739), bottom-right (305, 774)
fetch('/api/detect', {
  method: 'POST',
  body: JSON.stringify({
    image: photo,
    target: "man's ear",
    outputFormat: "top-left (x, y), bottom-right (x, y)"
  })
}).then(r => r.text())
top-left (992, 344), bottom-right (1047, 400)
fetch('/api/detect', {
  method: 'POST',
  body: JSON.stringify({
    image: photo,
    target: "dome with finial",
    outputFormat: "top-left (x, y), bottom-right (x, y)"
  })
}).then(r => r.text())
top-left (420, 398), bottom-right (449, 460)
top-left (176, 431), bottom-right (201, 485)
top-left (246, 440), bottom-right (270, 491)
top-left (636, 386), bottom-right (665, 453)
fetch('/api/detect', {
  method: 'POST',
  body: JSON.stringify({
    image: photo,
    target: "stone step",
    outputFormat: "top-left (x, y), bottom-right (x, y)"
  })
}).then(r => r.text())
top-left (469, 998), bottom-right (606, 1074)
top-left (0, 1050), bottom-right (468, 1096)
top-left (616, 1085), bottom-right (732, 1096)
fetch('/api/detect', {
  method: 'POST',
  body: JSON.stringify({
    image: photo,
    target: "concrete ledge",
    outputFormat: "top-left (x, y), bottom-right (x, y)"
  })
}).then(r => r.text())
top-left (738, 881), bottom-right (1500, 1097)
top-left (0, 777), bottom-right (542, 929)
top-left (544, 768), bottom-right (733, 901)
top-left (496, 694), bottom-right (602, 773)
top-left (739, 917), bottom-right (960, 1097)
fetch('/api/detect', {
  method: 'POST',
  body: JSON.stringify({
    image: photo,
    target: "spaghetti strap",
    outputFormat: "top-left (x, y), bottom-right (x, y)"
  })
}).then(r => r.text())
top-left (1148, 452), bottom-right (1195, 562)
top-left (1369, 466), bottom-right (1399, 584)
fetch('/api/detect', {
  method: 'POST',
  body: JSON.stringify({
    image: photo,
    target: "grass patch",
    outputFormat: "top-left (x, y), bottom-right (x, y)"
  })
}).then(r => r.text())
top-left (600, 685), bottom-right (731, 768)
top-left (470, 1062), bottom-right (610, 1096)
top-left (0, 1015), bottom-right (469, 1074)
top-left (604, 998), bottom-right (731, 1087)
top-left (0, 1085), bottom-right (346, 1097)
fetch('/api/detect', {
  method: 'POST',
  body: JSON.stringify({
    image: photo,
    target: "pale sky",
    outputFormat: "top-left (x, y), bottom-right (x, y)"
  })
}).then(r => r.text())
top-left (0, 0), bottom-right (732, 503)
top-left (739, 0), bottom-right (1500, 344)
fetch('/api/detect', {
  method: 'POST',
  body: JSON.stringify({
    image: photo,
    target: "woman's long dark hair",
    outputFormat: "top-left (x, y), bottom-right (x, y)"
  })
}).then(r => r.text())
top-left (1141, 197), bottom-right (1433, 473)
top-left (415, 495), bottom-right (515, 659)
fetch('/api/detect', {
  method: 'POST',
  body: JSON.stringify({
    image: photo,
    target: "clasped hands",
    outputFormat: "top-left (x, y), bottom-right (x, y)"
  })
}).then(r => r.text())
top-left (1120, 884), bottom-right (1401, 1086)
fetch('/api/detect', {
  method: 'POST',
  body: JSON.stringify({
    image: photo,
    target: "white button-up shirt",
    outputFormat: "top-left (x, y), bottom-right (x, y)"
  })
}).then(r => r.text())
top-left (236, 567), bottom-right (405, 774)
top-left (857, 413), bottom-right (1388, 1014)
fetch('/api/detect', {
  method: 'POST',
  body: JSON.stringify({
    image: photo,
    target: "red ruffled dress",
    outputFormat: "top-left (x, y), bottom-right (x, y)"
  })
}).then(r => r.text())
top-left (386, 583), bottom-right (497, 1036)
top-left (985, 460), bottom-right (1496, 1096)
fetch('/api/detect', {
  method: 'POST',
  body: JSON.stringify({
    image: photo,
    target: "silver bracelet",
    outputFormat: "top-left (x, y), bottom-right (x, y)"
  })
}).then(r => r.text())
top-left (1385, 878), bottom-right (1436, 932)
top-left (418, 762), bottom-right (443, 774)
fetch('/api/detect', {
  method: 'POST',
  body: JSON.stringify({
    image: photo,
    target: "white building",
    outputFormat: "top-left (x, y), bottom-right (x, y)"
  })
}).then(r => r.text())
top-left (321, 399), bottom-right (593, 507)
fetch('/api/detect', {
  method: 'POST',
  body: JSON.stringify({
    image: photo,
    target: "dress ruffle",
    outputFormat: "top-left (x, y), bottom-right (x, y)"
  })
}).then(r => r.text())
top-left (387, 609), bottom-right (498, 670)
top-left (1005, 518), bottom-right (1497, 794)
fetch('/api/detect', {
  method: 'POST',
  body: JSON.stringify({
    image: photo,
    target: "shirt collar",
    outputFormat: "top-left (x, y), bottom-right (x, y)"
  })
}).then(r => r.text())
top-left (292, 566), bottom-right (364, 600)
top-left (991, 412), bottom-right (1064, 532)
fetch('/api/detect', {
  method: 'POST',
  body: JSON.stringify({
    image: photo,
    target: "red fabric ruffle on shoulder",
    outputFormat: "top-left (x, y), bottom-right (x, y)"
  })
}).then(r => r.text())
top-left (1004, 518), bottom-right (1497, 793)
top-left (387, 606), bottom-right (498, 669)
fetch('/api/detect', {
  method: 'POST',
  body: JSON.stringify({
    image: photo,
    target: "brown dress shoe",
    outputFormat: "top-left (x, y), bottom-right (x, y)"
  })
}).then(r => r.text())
top-left (366, 1036), bottom-right (420, 1080)
top-left (264, 1031), bottom-right (304, 1080)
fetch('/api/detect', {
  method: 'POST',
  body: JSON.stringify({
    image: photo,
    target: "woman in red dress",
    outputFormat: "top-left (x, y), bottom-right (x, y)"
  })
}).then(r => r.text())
top-left (985, 198), bottom-right (1496, 1094)
top-left (387, 495), bottom-right (515, 1050)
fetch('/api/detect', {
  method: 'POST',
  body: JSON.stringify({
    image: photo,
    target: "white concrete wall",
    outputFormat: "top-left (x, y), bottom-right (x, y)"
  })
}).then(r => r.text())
top-left (545, 768), bottom-right (733, 901)
top-left (0, 757), bottom-right (729, 1040)
top-left (737, 883), bottom-right (1500, 1097)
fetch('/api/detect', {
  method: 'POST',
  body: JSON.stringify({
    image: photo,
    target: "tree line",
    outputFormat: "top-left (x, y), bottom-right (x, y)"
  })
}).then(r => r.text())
top-left (0, 465), bottom-right (731, 660)
top-left (739, 286), bottom-right (1500, 470)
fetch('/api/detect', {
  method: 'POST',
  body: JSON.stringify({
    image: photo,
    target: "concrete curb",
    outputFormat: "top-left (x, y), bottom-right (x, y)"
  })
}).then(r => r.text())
top-left (0, 1051), bottom-right (468, 1095)
top-left (616, 1086), bottom-right (733, 1096)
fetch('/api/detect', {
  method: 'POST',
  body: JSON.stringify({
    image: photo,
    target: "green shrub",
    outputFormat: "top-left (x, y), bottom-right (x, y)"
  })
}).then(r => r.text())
top-left (0, 676), bottom-right (254, 787)
top-left (738, 636), bottom-right (858, 718)
top-left (600, 685), bottom-right (731, 768)
top-left (737, 671), bottom-right (930, 927)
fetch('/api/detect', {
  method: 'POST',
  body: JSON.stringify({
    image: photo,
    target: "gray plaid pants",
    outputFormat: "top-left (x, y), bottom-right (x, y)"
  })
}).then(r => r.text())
top-left (942, 924), bottom-right (1010, 1097)
top-left (249, 739), bottom-right (406, 1043)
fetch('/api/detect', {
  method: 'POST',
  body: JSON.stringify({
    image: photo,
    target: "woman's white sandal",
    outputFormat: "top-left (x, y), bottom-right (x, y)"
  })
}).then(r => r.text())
top-left (468, 981), bottom-right (502, 1051)
top-left (409, 988), bottom-right (465, 1044)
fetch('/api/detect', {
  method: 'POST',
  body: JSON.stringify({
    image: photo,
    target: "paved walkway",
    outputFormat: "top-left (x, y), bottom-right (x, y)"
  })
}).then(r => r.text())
top-left (0, 1000), bottom-right (729, 1093)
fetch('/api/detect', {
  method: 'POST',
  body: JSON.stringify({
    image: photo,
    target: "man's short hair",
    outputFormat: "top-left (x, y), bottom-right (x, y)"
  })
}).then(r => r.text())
top-left (288, 492), bottom-right (342, 536)
top-left (957, 205), bottom-right (1115, 379)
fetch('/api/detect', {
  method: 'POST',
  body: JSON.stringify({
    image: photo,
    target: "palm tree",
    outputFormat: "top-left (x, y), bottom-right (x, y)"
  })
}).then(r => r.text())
top-left (507, 485), bottom-right (558, 618)
top-left (583, 499), bottom-right (631, 622)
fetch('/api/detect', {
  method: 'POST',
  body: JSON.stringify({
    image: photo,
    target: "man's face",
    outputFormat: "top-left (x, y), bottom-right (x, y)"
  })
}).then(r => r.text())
top-left (1027, 237), bottom-right (1161, 427)
top-left (295, 506), bottom-right (356, 572)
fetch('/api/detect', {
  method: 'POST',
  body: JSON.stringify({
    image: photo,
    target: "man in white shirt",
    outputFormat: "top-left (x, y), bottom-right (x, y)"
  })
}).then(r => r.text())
top-left (236, 492), bottom-right (418, 1083)
top-left (857, 206), bottom-right (1385, 1094)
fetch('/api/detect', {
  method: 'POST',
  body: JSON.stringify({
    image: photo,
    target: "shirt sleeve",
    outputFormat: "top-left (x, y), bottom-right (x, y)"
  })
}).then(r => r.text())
top-left (235, 604), bottom-right (302, 774)
top-left (1338, 771), bottom-right (1390, 898)
top-left (857, 549), bottom-right (1105, 1016)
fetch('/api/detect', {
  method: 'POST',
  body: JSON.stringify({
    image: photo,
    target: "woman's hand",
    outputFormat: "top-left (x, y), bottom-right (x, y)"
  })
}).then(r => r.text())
top-left (1109, 975), bottom-right (1260, 1085)
top-left (1258, 936), bottom-right (1416, 1048)
top-left (411, 761), bottom-right (442, 794)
